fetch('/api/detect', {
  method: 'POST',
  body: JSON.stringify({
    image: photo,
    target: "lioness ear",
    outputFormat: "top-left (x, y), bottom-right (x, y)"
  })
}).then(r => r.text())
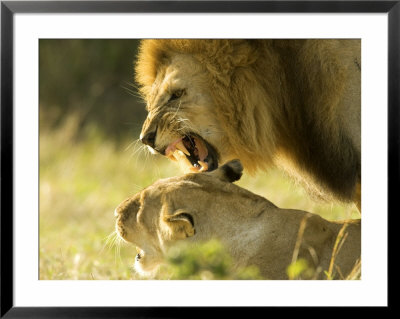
top-left (208, 159), bottom-right (243, 183)
top-left (163, 209), bottom-right (195, 240)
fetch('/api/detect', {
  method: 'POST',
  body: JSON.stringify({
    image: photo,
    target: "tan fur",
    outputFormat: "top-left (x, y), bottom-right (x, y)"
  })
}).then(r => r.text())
top-left (135, 39), bottom-right (361, 206)
top-left (115, 160), bottom-right (361, 280)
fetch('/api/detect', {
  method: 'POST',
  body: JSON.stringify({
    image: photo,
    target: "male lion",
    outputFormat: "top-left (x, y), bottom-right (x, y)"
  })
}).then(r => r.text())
top-left (135, 40), bottom-right (361, 210)
top-left (115, 160), bottom-right (361, 279)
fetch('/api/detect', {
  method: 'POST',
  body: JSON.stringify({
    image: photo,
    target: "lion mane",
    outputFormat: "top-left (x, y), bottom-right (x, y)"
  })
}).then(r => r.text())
top-left (135, 39), bottom-right (361, 207)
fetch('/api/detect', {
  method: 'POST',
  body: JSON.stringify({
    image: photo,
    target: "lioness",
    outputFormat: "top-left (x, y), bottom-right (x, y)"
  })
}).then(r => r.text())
top-left (135, 39), bottom-right (361, 210)
top-left (115, 160), bottom-right (361, 280)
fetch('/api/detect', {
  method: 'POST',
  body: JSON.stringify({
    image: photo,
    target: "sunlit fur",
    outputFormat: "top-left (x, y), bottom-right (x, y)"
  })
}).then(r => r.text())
top-left (114, 160), bottom-right (361, 279)
top-left (135, 39), bottom-right (361, 206)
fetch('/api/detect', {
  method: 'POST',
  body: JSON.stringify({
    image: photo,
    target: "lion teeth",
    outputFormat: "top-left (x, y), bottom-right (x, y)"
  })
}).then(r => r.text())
top-left (175, 141), bottom-right (190, 156)
top-left (166, 150), bottom-right (177, 161)
top-left (175, 150), bottom-right (185, 158)
top-left (198, 160), bottom-right (208, 172)
top-left (188, 161), bottom-right (208, 172)
top-left (174, 150), bottom-right (193, 170)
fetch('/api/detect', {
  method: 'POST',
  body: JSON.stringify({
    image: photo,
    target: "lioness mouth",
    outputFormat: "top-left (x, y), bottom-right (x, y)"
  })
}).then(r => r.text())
top-left (164, 134), bottom-right (218, 172)
top-left (136, 247), bottom-right (143, 261)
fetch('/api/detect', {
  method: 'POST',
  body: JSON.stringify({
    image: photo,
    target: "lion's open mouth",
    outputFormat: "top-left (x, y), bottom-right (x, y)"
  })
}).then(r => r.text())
top-left (164, 134), bottom-right (218, 172)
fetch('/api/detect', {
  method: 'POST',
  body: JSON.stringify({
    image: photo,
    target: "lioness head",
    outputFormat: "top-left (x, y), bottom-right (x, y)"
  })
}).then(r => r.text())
top-left (114, 158), bottom-right (361, 279)
top-left (114, 159), bottom-right (265, 276)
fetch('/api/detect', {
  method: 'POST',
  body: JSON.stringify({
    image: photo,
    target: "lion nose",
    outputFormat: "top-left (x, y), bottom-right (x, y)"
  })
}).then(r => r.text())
top-left (140, 130), bottom-right (156, 149)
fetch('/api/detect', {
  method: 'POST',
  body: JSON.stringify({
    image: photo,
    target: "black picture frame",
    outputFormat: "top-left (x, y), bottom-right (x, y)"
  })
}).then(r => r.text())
top-left (1, 0), bottom-right (397, 317)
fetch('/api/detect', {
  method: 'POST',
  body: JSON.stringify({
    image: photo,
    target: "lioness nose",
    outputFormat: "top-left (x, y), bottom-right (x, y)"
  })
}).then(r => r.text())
top-left (140, 130), bottom-right (156, 149)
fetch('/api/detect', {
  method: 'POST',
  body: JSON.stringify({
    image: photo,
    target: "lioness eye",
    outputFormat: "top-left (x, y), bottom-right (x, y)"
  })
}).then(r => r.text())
top-left (169, 89), bottom-right (185, 102)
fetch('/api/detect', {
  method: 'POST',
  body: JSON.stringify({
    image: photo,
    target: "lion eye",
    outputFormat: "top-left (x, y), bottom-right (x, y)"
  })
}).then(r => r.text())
top-left (169, 89), bottom-right (185, 102)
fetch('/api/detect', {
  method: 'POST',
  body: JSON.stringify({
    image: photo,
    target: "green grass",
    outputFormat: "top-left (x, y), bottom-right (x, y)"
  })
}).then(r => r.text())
top-left (39, 120), bottom-right (359, 280)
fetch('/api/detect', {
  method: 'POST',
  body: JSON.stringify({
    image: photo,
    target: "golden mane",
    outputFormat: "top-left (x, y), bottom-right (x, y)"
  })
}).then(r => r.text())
top-left (135, 40), bottom-right (261, 95)
top-left (135, 39), bottom-right (360, 204)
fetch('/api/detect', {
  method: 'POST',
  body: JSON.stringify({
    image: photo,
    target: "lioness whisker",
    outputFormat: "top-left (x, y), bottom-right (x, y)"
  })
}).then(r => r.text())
top-left (107, 233), bottom-right (123, 265)
top-left (103, 231), bottom-right (116, 247)
top-left (99, 231), bottom-right (120, 256)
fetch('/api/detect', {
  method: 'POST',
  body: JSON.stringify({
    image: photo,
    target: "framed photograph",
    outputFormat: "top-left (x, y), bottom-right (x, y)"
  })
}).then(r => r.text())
top-left (1, 0), bottom-right (397, 316)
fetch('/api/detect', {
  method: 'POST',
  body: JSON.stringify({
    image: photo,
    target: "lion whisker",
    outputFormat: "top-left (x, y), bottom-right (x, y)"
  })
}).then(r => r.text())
top-left (121, 82), bottom-right (143, 99)
top-left (121, 86), bottom-right (143, 99)
top-left (130, 142), bottom-right (147, 158)
top-left (172, 100), bottom-right (183, 119)
top-left (124, 139), bottom-right (141, 152)
top-left (124, 81), bottom-right (141, 91)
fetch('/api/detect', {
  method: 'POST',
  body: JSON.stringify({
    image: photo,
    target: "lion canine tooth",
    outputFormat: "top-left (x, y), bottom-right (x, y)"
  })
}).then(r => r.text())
top-left (166, 150), bottom-right (177, 161)
top-left (175, 141), bottom-right (190, 156)
top-left (174, 150), bottom-right (193, 169)
top-left (198, 160), bottom-right (209, 172)
top-left (175, 150), bottom-right (185, 157)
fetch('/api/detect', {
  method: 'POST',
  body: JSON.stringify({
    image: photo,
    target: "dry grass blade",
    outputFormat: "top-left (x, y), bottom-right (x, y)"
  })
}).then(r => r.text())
top-left (291, 214), bottom-right (312, 265)
top-left (346, 258), bottom-right (361, 280)
top-left (286, 214), bottom-right (314, 280)
top-left (326, 223), bottom-right (349, 279)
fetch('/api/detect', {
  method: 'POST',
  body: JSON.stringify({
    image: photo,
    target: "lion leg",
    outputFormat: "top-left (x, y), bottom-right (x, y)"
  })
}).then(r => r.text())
top-left (354, 181), bottom-right (361, 213)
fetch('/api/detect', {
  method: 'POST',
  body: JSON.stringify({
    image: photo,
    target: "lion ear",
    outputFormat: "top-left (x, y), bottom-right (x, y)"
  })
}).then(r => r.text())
top-left (163, 208), bottom-right (195, 240)
top-left (209, 159), bottom-right (243, 183)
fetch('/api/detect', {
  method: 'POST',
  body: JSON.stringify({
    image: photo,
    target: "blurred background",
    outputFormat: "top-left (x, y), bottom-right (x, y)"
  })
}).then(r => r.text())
top-left (39, 39), bottom-right (359, 280)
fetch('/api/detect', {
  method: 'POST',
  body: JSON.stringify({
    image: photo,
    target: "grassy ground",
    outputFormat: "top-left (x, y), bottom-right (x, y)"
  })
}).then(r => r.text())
top-left (39, 119), bottom-right (359, 280)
